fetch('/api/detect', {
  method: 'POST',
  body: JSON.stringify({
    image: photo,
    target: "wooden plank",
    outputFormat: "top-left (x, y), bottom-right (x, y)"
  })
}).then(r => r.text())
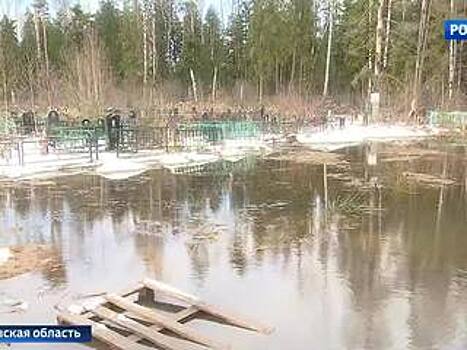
top-left (91, 306), bottom-right (189, 350)
top-left (170, 306), bottom-right (200, 322)
top-left (127, 306), bottom-right (199, 343)
top-left (143, 279), bottom-right (274, 334)
top-left (57, 312), bottom-right (150, 350)
top-left (121, 282), bottom-right (144, 297)
top-left (67, 284), bottom-right (142, 315)
top-left (105, 294), bottom-right (228, 350)
top-left (126, 305), bottom-right (199, 325)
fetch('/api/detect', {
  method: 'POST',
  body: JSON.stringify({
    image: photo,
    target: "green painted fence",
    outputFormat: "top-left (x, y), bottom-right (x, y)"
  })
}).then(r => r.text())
top-left (177, 121), bottom-right (262, 142)
top-left (428, 111), bottom-right (467, 126)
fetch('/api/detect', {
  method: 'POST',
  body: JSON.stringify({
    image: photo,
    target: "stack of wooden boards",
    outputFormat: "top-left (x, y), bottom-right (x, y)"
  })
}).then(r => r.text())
top-left (57, 278), bottom-right (273, 350)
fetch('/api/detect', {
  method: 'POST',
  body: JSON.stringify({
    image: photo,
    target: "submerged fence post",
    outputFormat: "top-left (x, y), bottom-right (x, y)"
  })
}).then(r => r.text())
top-left (86, 131), bottom-right (93, 163)
top-left (19, 140), bottom-right (24, 166)
top-left (116, 136), bottom-right (120, 157)
top-left (95, 133), bottom-right (99, 161)
top-left (89, 137), bottom-right (93, 163)
top-left (134, 128), bottom-right (139, 153)
top-left (164, 126), bottom-right (169, 152)
top-left (323, 162), bottom-right (328, 210)
top-left (16, 141), bottom-right (21, 166)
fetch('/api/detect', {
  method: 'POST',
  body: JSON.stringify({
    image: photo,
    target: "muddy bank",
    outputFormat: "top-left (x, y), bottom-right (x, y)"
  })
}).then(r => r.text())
top-left (0, 245), bottom-right (62, 280)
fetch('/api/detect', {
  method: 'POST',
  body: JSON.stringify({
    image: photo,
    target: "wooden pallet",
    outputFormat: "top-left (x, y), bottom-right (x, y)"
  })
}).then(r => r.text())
top-left (57, 278), bottom-right (273, 350)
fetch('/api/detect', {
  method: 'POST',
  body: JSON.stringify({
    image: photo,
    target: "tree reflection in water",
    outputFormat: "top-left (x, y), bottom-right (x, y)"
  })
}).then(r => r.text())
top-left (0, 144), bottom-right (466, 349)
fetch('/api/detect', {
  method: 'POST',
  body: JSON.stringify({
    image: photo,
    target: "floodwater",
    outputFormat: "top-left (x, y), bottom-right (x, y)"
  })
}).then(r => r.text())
top-left (1, 141), bottom-right (467, 350)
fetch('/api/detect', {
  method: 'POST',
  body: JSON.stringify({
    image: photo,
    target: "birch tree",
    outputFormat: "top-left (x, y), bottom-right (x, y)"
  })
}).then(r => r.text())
top-left (413, 0), bottom-right (431, 102)
top-left (204, 7), bottom-right (223, 101)
top-left (323, 0), bottom-right (333, 97)
top-left (448, 0), bottom-right (455, 100)
top-left (374, 0), bottom-right (385, 93)
top-left (382, 0), bottom-right (392, 69)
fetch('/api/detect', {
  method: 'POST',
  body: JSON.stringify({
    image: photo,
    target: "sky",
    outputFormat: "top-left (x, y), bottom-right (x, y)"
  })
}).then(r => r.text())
top-left (0, 0), bottom-right (231, 19)
top-left (0, 0), bottom-right (232, 37)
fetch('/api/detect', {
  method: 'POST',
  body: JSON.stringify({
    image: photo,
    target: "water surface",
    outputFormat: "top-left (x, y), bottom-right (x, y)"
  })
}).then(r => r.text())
top-left (1, 142), bottom-right (467, 349)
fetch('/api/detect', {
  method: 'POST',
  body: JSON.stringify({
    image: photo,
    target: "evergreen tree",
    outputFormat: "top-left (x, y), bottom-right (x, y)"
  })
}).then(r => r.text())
top-left (0, 16), bottom-right (19, 108)
top-left (0, 0), bottom-right (462, 109)
top-left (95, 0), bottom-right (123, 79)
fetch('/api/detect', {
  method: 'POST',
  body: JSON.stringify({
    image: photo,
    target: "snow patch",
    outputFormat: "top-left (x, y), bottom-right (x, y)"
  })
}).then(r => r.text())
top-left (0, 248), bottom-right (11, 265)
top-left (296, 124), bottom-right (438, 151)
top-left (1, 125), bottom-right (431, 180)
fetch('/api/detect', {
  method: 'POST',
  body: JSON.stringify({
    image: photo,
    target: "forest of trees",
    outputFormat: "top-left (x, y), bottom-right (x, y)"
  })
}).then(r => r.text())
top-left (0, 0), bottom-right (465, 116)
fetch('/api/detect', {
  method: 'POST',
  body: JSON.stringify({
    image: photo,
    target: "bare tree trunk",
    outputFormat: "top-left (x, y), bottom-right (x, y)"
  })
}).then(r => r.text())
top-left (289, 48), bottom-right (296, 95)
top-left (383, 0), bottom-right (392, 69)
top-left (449, 41), bottom-right (457, 100)
top-left (441, 78), bottom-right (445, 106)
top-left (166, 0), bottom-right (172, 71)
top-left (459, 0), bottom-right (467, 93)
top-left (275, 57), bottom-right (279, 95)
top-left (133, 0), bottom-right (139, 14)
top-left (26, 56), bottom-right (35, 110)
top-left (448, 0), bottom-right (456, 100)
top-left (240, 81), bottom-right (244, 102)
top-left (279, 62), bottom-right (284, 94)
top-left (3, 72), bottom-right (8, 113)
top-left (77, 54), bottom-right (83, 103)
top-left (368, 0), bottom-right (373, 95)
top-left (413, 0), bottom-right (430, 102)
top-left (323, 0), bottom-right (333, 97)
top-left (143, 5), bottom-right (148, 99)
top-left (402, 0), bottom-right (406, 21)
top-left (458, 41), bottom-right (464, 91)
top-left (152, 2), bottom-right (157, 84)
top-left (212, 66), bottom-right (217, 102)
top-left (298, 57), bottom-right (303, 96)
top-left (190, 68), bottom-right (198, 102)
top-left (90, 29), bottom-right (99, 105)
top-left (96, 37), bottom-right (102, 107)
top-left (375, 0), bottom-right (385, 93)
top-left (33, 10), bottom-right (42, 68)
top-left (33, 8), bottom-right (43, 106)
top-left (42, 19), bottom-right (52, 107)
top-left (259, 75), bottom-right (263, 103)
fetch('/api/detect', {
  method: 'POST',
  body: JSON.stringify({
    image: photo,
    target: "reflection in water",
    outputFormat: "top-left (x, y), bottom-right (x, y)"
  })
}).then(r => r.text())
top-left (0, 145), bottom-right (467, 349)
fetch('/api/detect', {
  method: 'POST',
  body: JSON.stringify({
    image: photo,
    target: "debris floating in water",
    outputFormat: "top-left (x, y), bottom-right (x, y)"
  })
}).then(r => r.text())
top-left (401, 172), bottom-right (456, 187)
top-left (267, 148), bottom-right (348, 166)
top-left (58, 278), bottom-right (274, 350)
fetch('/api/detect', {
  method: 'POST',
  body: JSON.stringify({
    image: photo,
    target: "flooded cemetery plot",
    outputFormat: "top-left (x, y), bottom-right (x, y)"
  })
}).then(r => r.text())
top-left (1, 132), bottom-right (467, 349)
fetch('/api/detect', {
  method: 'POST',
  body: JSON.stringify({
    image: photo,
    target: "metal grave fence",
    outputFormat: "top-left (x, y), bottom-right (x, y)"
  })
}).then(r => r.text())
top-left (427, 111), bottom-right (467, 127)
top-left (0, 119), bottom-right (289, 165)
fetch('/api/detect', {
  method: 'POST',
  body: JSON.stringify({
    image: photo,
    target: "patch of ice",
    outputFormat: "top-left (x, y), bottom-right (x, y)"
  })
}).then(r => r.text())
top-left (296, 124), bottom-right (438, 151)
top-left (159, 152), bottom-right (222, 173)
top-left (0, 248), bottom-right (11, 265)
top-left (156, 152), bottom-right (192, 165)
top-left (0, 135), bottom-right (275, 180)
top-left (95, 155), bottom-right (149, 180)
top-left (155, 152), bottom-right (220, 168)
top-left (186, 153), bottom-right (219, 163)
